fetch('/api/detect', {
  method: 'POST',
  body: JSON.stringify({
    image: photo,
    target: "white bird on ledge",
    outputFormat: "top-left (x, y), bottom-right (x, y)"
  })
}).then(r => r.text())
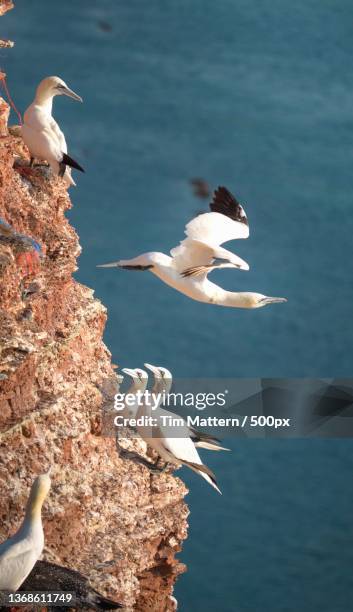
top-left (0, 470), bottom-right (51, 591)
top-left (22, 76), bottom-right (84, 187)
top-left (98, 186), bottom-right (287, 309)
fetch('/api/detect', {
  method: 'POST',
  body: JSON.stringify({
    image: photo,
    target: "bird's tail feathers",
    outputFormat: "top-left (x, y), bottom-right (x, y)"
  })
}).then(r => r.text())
top-left (62, 152), bottom-right (85, 173)
top-left (182, 459), bottom-right (222, 494)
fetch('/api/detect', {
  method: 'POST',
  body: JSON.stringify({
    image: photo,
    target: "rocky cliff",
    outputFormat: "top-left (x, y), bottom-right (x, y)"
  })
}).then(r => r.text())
top-left (0, 91), bottom-right (188, 610)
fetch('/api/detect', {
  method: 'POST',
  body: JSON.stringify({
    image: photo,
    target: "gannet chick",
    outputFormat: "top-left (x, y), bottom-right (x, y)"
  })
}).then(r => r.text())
top-left (132, 370), bottom-right (222, 494)
top-left (98, 186), bottom-right (287, 309)
top-left (0, 470), bottom-right (51, 590)
top-left (22, 76), bottom-right (84, 187)
top-left (144, 363), bottom-right (229, 452)
top-left (20, 560), bottom-right (123, 610)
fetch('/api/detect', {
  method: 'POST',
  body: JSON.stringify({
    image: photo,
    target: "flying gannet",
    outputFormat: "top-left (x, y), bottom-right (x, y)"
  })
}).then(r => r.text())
top-left (22, 76), bottom-right (84, 187)
top-left (98, 186), bottom-right (287, 309)
top-left (144, 363), bottom-right (229, 452)
top-left (20, 560), bottom-right (123, 610)
top-left (126, 369), bottom-right (222, 493)
top-left (0, 471), bottom-right (51, 591)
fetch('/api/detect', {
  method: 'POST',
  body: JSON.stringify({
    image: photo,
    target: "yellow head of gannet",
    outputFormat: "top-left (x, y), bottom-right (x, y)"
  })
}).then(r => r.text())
top-left (35, 76), bottom-right (83, 104)
top-left (0, 470), bottom-right (51, 591)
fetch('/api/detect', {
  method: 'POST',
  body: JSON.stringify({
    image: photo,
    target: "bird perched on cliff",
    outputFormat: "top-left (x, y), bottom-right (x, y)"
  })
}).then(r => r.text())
top-left (120, 369), bottom-right (221, 493)
top-left (22, 76), bottom-right (84, 187)
top-left (144, 363), bottom-right (229, 452)
top-left (0, 217), bottom-right (43, 276)
top-left (98, 186), bottom-right (287, 309)
top-left (0, 470), bottom-right (51, 591)
top-left (19, 560), bottom-right (123, 611)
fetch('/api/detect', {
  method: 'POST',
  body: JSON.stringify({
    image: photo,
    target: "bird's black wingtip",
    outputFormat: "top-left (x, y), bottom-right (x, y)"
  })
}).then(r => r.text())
top-left (210, 186), bottom-right (248, 225)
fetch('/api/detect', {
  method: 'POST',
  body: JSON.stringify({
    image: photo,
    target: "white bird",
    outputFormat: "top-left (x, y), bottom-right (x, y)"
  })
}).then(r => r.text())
top-left (0, 470), bottom-right (51, 591)
top-left (120, 367), bottom-right (148, 419)
top-left (144, 363), bottom-right (230, 452)
top-left (98, 186), bottom-right (287, 309)
top-left (123, 370), bottom-right (222, 493)
top-left (22, 76), bottom-right (84, 187)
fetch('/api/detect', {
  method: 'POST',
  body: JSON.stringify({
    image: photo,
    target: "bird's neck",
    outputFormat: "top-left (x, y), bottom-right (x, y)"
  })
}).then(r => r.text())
top-left (216, 289), bottom-right (256, 309)
top-left (24, 487), bottom-right (46, 524)
top-left (34, 91), bottom-right (54, 112)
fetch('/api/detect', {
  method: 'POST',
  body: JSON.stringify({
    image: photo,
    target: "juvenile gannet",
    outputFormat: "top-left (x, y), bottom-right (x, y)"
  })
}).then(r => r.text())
top-left (22, 76), bottom-right (84, 187)
top-left (98, 186), bottom-right (287, 309)
top-left (0, 471), bottom-right (51, 590)
top-left (128, 370), bottom-right (222, 493)
top-left (20, 560), bottom-right (123, 610)
top-left (144, 363), bottom-right (230, 452)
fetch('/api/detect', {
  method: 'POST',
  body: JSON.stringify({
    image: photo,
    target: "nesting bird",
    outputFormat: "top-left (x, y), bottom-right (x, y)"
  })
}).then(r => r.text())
top-left (22, 76), bottom-right (84, 187)
top-left (144, 363), bottom-right (229, 452)
top-left (0, 471), bottom-right (51, 591)
top-left (20, 560), bottom-right (123, 610)
top-left (98, 186), bottom-right (287, 309)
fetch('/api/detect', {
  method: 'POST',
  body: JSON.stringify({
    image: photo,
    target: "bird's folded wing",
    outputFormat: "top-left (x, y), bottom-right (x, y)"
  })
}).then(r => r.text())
top-left (49, 119), bottom-right (68, 154)
top-left (0, 538), bottom-right (33, 562)
top-left (160, 431), bottom-right (202, 464)
top-left (27, 126), bottom-right (63, 163)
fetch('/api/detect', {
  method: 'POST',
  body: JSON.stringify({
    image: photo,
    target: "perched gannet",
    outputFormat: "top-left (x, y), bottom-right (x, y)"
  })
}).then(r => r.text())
top-left (114, 367), bottom-right (159, 472)
top-left (98, 186), bottom-right (287, 309)
top-left (120, 367), bottom-right (148, 418)
top-left (144, 363), bottom-right (229, 452)
top-left (128, 370), bottom-right (222, 494)
top-left (0, 471), bottom-right (51, 590)
top-left (22, 76), bottom-right (84, 187)
top-left (20, 560), bottom-right (123, 610)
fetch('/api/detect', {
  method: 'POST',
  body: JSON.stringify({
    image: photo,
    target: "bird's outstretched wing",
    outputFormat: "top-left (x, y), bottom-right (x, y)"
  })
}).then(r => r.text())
top-left (170, 186), bottom-right (249, 276)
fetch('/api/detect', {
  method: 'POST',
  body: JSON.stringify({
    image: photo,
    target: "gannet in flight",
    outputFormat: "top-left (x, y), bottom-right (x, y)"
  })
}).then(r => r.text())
top-left (144, 363), bottom-right (229, 452)
top-left (0, 471), bottom-right (51, 590)
top-left (22, 76), bottom-right (84, 187)
top-left (98, 186), bottom-right (287, 309)
top-left (20, 560), bottom-right (123, 610)
top-left (126, 370), bottom-right (222, 493)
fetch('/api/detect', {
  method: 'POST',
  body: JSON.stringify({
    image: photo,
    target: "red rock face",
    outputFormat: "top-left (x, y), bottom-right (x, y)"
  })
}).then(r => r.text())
top-left (0, 96), bottom-right (188, 610)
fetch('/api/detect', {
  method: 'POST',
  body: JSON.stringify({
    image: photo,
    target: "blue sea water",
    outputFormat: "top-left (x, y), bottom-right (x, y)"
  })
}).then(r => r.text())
top-left (3, 2), bottom-right (353, 610)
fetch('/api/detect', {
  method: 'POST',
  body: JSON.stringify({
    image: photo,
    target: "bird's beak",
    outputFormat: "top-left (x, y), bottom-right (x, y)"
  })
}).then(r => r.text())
top-left (62, 86), bottom-right (83, 102)
top-left (144, 363), bottom-right (160, 376)
top-left (260, 296), bottom-right (287, 305)
top-left (121, 368), bottom-right (136, 378)
top-left (97, 261), bottom-right (119, 268)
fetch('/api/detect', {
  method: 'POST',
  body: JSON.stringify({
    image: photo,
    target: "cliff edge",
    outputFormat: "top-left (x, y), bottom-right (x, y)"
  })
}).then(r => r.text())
top-left (0, 95), bottom-right (188, 610)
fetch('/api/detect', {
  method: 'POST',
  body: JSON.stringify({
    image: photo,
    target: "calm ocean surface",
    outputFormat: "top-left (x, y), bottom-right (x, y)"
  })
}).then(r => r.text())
top-left (3, 2), bottom-right (353, 610)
